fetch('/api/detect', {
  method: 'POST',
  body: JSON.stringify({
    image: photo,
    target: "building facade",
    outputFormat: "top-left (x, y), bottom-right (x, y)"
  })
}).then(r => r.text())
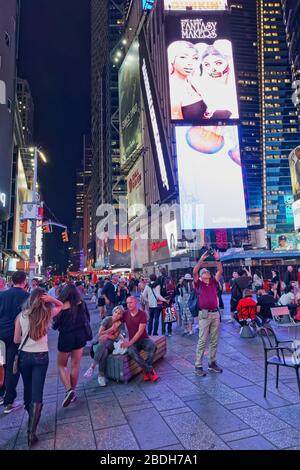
top-left (257, 0), bottom-right (300, 240)
top-left (16, 78), bottom-right (34, 146)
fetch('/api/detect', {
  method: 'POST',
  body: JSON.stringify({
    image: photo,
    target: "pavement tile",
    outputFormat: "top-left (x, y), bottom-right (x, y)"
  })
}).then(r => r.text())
top-left (163, 376), bottom-right (201, 397)
top-left (160, 407), bottom-right (191, 417)
top-left (88, 398), bottom-right (127, 430)
top-left (0, 407), bottom-right (25, 430)
top-left (219, 428), bottom-right (257, 443)
top-left (186, 399), bottom-right (249, 434)
top-left (122, 403), bottom-right (154, 414)
top-left (236, 385), bottom-right (291, 409)
top-left (195, 380), bottom-right (249, 405)
top-left (217, 369), bottom-right (254, 388)
top-left (156, 444), bottom-right (185, 450)
top-left (231, 405), bottom-right (291, 433)
top-left (55, 420), bottom-right (96, 450)
top-left (263, 429), bottom-right (300, 449)
top-left (226, 401), bottom-right (256, 410)
top-left (15, 438), bottom-right (55, 451)
top-left (164, 412), bottom-right (229, 450)
top-left (228, 435), bottom-right (277, 450)
top-left (270, 404), bottom-right (300, 430)
top-left (0, 427), bottom-right (18, 449)
top-left (95, 424), bottom-right (139, 450)
top-left (126, 408), bottom-right (178, 449)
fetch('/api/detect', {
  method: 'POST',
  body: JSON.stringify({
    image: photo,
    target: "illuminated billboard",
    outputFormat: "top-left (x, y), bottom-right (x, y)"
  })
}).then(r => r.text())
top-left (165, 12), bottom-right (239, 122)
top-left (176, 125), bottom-right (247, 229)
top-left (164, 1), bottom-right (228, 10)
top-left (119, 40), bottom-right (143, 166)
top-left (271, 233), bottom-right (300, 251)
top-left (288, 146), bottom-right (300, 202)
top-left (127, 157), bottom-right (145, 221)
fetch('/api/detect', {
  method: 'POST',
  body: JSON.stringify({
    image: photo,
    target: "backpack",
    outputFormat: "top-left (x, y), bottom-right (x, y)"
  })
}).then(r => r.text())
top-left (231, 280), bottom-right (243, 302)
top-left (188, 285), bottom-right (200, 317)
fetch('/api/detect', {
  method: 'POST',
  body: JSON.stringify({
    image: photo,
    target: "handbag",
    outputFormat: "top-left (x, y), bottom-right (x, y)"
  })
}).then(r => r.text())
top-left (188, 285), bottom-right (200, 318)
top-left (112, 339), bottom-right (128, 355)
top-left (13, 333), bottom-right (30, 375)
top-left (162, 306), bottom-right (178, 323)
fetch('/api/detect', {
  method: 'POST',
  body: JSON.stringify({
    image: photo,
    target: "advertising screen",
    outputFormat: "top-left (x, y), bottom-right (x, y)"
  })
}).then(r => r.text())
top-left (119, 40), bottom-right (143, 166)
top-left (176, 125), bottom-right (247, 229)
top-left (165, 11), bottom-right (239, 123)
top-left (288, 146), bottom-right (300, 202)
top-left (164, 0), bottom-right (228, 10)
top-left (127, 157), bottom-right (145, 221)
top-left (271, 233), bottom-right (300, 251)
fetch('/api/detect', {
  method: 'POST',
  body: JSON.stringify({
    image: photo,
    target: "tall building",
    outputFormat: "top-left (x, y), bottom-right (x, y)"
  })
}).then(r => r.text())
top-left (91, 0), bottom-right (125, 220)
top-left (230, 1), bottom-right (263, 233)
top-left (282, 0), bottom-right (300, 116)
top-left (16, 78), bottom-right (34, 146)
top-left (0, 0), bottom-right (19, 270)
top-left (257, 0), bottom-right (300, 240)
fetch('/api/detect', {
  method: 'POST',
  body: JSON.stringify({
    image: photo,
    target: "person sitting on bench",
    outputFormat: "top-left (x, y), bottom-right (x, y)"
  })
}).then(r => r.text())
top-left (120, 297), bottom-right (159, 382)
top-left (235, 289), bottom-right (262, 327)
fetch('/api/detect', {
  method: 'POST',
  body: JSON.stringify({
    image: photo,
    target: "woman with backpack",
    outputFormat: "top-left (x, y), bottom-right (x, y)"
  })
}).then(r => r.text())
top-left (142, 274), bottom-right (169, 336)
top-left (178, 274), bottom-right (194, 336)
top-left (13, 288), bottom-right (63, 447)
top-left (53, 284), bottom-right (92, 408)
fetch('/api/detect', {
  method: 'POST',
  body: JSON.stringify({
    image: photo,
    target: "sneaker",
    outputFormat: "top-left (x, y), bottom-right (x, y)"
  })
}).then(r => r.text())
top-left (62, 389), bottom-right (75, 408)
top-left (97, 375), bottom-right (107, 387)
top-left (70, 394), bottom-right (77, 403)
top-left (182, 331), bottom-right (188, 336)
top-left (194, 367), bottom-right (207, 377)
top-left (226, 318), bottom-right (235, 324)
top-left (143, 371), bottom-right (151, 382)
top-left (149, 369), bottom-right (159, 382)
top-left (167, 333), bottom-right (172, 337)
top-left (188, 331), bottom-right (194, 336)
top-left (3, 402), bottom-right (22, 414)
top-left (83, 366), bottom-right (94, 379)
top-left (208, 362), bottom-right (223, 373)
top-left (0, 397), bottom-right (4, 406)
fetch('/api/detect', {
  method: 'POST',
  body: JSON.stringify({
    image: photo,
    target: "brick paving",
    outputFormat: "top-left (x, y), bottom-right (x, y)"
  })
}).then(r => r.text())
top-left (1, 295), bottom-right (300, 451)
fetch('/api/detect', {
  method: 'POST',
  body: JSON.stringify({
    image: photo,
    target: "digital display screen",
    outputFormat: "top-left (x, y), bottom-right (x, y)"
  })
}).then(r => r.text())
top-left (165, 12), bottom-right (239, 123)
top-left (164, 0), bottom-right (228, 10)
top-left (176, 125), bottom-right (247, 229)
top-left (271, 233), bottom-right (300, 251)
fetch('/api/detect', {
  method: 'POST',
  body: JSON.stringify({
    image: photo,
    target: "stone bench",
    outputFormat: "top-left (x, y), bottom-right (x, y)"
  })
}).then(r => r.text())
top-left (84, 335), bottom-right (167, 384)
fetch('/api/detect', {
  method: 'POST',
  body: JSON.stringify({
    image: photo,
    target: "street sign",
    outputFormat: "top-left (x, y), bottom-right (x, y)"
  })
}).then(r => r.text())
top-left (18, 244), bottom-right (30, 250)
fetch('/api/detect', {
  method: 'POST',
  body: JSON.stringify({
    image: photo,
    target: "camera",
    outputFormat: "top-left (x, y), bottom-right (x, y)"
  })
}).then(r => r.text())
top-left (208, 248), bottom-right (215, 256)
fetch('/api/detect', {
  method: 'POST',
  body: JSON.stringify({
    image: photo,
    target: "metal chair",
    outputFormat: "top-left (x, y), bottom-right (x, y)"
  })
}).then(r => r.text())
top-left (258, 326), bottom-right (300, 397)
top-left (271, 306), bottom-right (300, 338)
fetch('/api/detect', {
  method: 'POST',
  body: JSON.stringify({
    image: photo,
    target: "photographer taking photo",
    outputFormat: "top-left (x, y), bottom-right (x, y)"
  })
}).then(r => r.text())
top-left (193, 249), bottom-right (223, 377)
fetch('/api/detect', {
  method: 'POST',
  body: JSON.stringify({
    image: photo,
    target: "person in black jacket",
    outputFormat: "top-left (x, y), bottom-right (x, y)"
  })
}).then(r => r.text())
top-left (0, 271), bottom-right (29, 414)
top-left (284, 266), bottom-right (295, 288)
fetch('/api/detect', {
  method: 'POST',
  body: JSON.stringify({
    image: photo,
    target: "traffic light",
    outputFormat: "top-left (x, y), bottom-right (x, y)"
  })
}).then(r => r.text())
top-left (62, 231), bottom-right (69, 243)
top-left (43, 223), bottom-right (52, 233)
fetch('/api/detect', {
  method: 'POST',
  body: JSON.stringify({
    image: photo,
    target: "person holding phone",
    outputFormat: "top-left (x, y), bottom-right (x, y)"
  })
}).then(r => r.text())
top-left (193, 250), bottom-right (223, 377)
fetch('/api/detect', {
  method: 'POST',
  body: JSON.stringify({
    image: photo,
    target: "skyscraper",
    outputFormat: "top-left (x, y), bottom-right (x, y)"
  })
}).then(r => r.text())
top-left (16, 78), bottom-right (34, 146)
top-left (257, 0), bottom-right (300, 239)
top-left (282, 0), bottom-right (300, 116)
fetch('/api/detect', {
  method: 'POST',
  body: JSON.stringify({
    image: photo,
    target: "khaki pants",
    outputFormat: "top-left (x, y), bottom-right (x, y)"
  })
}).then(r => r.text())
top-left (195, 312), bottom-right (220, 367)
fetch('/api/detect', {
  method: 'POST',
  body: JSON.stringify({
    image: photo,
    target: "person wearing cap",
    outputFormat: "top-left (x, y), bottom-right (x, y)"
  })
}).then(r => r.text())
top-left (193, 250), bottom-right (223, 376)
top-left (179, 274), bottom-right (194, 336)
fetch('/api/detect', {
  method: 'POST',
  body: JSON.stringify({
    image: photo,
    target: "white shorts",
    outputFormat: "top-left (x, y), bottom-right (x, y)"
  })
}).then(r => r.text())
top-left (0, 340), bottom-right (6, 366)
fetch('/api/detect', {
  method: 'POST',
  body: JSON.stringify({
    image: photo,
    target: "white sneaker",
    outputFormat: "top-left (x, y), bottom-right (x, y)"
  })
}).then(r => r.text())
top-left (97, 375), bottom-right (107, 387)
top-left (83, 366), bottom-right (94, 379)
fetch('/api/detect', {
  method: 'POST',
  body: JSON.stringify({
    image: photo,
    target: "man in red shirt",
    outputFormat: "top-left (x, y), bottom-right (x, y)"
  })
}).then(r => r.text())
top-left (121, 297), bottom-right (159, 382)
top-left (235, 289), bottom-right (260, 326)
top-left (193, 250), bottom-right (223, 377)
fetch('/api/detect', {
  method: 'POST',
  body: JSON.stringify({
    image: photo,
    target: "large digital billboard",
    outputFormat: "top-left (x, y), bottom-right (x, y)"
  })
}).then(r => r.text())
top-left (127, 157), bottom-right (145, 221)
top-left (288, 146), bottom-right (300, 202)
top-left (165, 11), bottom-right (239, 122)
top-left (176, 125), bottom-right (247, 229)
top-left (271, 233), bottom-right (300, 251)
top-left (164, 0), bottom-right (228, 10)
top-left (119, 40), bottom-right (143, 166)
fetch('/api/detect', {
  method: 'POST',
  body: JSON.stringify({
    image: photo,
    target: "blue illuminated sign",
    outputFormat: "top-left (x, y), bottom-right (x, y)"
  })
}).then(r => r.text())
top-left (142, 0), bottom-right (154, 10)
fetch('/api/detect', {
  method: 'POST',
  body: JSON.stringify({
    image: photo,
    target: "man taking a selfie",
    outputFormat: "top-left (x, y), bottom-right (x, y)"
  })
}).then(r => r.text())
top-left (193, 250), bottom-right (223, 377)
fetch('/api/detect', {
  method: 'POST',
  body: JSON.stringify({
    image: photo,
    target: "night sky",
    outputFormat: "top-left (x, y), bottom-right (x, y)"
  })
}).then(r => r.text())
top-left (18, 0), bottom-right (91, 272)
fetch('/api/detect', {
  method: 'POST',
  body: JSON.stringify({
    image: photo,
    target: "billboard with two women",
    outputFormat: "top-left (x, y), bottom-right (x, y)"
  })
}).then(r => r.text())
top-left (165, 11), bottom-right (239, 123)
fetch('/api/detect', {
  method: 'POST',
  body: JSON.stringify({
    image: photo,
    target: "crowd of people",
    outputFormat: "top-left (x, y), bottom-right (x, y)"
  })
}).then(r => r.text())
top-left (1, 260), bottom-right (300, 447)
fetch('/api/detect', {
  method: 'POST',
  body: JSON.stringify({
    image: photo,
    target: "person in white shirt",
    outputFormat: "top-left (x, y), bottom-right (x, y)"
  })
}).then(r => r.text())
top-left (278, 285), bottom-right (298, 317)
top-left (14, 288), bottom-right (63, 447)
top-left (142, 274), bottom-right (168, 336)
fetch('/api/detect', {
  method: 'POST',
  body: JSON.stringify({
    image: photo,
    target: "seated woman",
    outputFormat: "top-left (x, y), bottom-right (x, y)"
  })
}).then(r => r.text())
top-left (84, 306), bottom-right (124, 386)
top-left (278, 285), bottom-right (297, 317)
top-left (234, 289), bottom-right (261, 327)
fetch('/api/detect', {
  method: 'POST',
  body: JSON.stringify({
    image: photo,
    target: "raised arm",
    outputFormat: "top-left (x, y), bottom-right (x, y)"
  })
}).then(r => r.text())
top-left (213, 250), bottom-right (223, 283)
top-left (193, 251), bottom-right (210, 283)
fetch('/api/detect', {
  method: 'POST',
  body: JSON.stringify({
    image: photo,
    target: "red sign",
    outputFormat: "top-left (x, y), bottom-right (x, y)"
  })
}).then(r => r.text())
top-left (151, 240), bottom-right (168, 251)
top-left (128, 168), bottom-right (142, 194)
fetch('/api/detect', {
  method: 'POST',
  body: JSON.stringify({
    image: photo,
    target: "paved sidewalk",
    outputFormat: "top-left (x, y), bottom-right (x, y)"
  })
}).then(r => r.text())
top-left (1, 296), bottom-right (300, 451)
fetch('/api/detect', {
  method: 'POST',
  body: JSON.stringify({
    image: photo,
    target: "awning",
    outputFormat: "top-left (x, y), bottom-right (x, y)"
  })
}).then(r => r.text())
top-left (1, 249), bottom-right (25, 261)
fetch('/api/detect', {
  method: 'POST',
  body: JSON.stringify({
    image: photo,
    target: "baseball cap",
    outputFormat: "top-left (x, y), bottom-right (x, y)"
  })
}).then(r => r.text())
top-left (278, 235), bottom-right (287, 241)
top-left (184, 273), bottom-right (192, 280)
top-left (200, 268), bottom-right (210, 277)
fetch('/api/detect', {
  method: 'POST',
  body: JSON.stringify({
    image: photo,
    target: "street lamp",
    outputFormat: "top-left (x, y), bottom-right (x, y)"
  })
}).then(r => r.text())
top-left (20, 146), bottom-right (47, 285)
